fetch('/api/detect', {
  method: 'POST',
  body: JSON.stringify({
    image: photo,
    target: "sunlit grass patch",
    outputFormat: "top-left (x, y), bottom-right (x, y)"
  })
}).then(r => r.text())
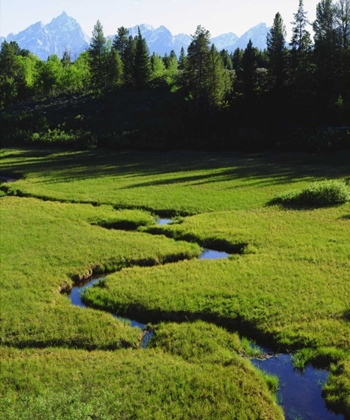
top-left (82, 257), bottom-right (350, 351)
top-left (0, 347), bottom-right (284, 420)
top-left (149, 321), bottom-right (246, 363)
top-left (0, 196), bottom-right (200, 349)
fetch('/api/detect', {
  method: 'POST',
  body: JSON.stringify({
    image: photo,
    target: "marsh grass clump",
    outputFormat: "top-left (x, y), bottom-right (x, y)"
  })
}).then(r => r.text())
top-left (271, 180), bottom-right (350, 208)
top-left (292, 347), bottom-right (348, 371)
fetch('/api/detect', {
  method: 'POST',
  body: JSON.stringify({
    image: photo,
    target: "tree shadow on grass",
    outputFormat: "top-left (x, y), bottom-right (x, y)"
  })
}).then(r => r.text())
top-left (1, 148), bottom-right (349, 190)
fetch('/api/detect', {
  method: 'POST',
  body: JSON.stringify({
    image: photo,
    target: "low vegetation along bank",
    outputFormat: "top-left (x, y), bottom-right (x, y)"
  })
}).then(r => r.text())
top-left (0, 147), bottom-right (349, 419)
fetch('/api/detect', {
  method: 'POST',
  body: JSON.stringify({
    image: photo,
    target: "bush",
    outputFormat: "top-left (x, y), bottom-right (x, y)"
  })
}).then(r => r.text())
top-left (271, 180), bottom-right (350, 208)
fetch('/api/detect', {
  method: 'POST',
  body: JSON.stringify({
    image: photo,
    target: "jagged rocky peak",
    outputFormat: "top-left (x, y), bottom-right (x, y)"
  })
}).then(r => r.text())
top-left (2, 11), bottom-right (90, 60)
top-left (2, 13), bottom-right (270, 59)
top-left (49, 10), bottom-right (69, 22)
top-left (47, 11), bottom-right (83, 33)
top-left (227, 22), bottom-right (270, 52)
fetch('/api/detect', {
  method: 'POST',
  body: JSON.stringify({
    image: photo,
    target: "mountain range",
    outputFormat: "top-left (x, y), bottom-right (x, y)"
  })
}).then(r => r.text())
top-left (0, 12), bottom-right (270, 60)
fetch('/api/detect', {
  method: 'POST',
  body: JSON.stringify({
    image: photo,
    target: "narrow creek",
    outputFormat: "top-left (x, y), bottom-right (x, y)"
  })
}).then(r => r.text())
top-left (251, 353), bottom-right (344, 420)
top-left (67, 217), bottom-right (344, 420)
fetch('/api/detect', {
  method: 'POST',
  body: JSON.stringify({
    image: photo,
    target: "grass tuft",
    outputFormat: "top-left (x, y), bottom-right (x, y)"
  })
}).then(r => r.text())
top-left (270, 180), bottom-right (350, 208)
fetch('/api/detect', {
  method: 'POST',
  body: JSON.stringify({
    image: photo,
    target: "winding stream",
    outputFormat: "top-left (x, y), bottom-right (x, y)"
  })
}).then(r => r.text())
top-left (67, 217), bottom-right (344, 420)
top-left (252, 353), bottom-right (344, 420)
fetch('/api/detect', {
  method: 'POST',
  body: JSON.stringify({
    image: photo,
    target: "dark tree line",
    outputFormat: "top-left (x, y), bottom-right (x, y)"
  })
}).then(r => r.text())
top-left (1, 0), bottom-right (349, 150)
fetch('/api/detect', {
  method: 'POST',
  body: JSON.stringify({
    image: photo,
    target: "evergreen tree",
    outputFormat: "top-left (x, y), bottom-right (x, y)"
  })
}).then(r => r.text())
top-left (185, 26), bottom-right (229, 110)
top-left (123, 35), bottom-right (136, 86)
top-left (178, 47), bottom-right (187, 70)
top-left (312, 0), bottom-right (343, 123)
top-left (335, 0), bottom-right (350, 49)
top-left (60, 50), bottom-right (72, 93)
top-left (133, 27), bottom-right (151, 89)
top-left (163, 53), bottom-right (171, 69)
top-left (106, 49), bottom-right (123, 89)
top-left (220, 49), bottom-right (233, 70)
top-left (335, 0), bottom-right (350, 124)
top-left (267, 12), bottom-right (287, 89)
top-left (185, 25), bottom-right (211, 107)
top-left (288, 0), bottom-right (316, 124)
top-left (313, 0), bottom-right (339, 82)
top-left (113, 27), bottom-right (129, 61)
top-left (231, 48), bottom-right (243, 72)
top-left (240, 40), bottom-right (259, 102)
top-left (206, 44), bottom-right (230, 109)
top-left (163, 50), bottom-right (177, 70)
top-left (61, 50), bottom-right (71, 69)
top-left (88, 20), bottom-right (107, 88)
top-left (290, 2), bottom-right (313, 78)
top-left (169, 50), bottom-right (177, 61)
top-left (290, 0), bottom-right (312, 54)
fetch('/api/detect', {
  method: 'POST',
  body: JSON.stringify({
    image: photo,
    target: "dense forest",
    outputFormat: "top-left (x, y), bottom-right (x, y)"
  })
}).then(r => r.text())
top-left (1, 0), bottom-right (349, 151)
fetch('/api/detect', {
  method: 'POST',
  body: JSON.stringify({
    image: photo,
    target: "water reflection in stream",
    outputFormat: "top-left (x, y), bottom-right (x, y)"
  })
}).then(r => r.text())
top-left (157, 218), bottom-right (173, 225)
top-left (199, 249), bottom-right (229, 259)
top-left (252, 353), bottom-right (344, 420)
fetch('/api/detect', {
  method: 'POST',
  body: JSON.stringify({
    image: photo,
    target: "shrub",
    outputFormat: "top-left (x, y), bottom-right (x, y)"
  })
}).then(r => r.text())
top-left (271, 180), bottom-right (350, 208)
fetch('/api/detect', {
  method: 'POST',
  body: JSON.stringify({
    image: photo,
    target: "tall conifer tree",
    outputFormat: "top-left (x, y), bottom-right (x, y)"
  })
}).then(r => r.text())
top-left (335, 0), bottom-right (350, 49)
top-left (178, 47), bottom-right (187, 70)
top-left (122, 36), bottom-right (136, 86)
top-left (133, 27), bottom-right (151, 89)
top-left (206, 44), bottom-right (229, 109)
top-left (106, 49), bottom-right (123, 89)
top-left (185, 26), bottom-right (229, 111)
top-left (88, 20), bottom-right (107, 88)
top-left (186, 25), bottom-right (211, 107)
top-left (267, 12), bottom-right (287, 90)
top-left (290, 0), bottom-right (312, 54)
top-left (240, 40), bottom-right (258, 102)
top-left (113, 27), bottom-right (129, 62)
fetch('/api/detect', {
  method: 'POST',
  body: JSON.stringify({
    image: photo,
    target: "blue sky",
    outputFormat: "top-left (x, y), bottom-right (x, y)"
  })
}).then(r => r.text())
top-left (1, 0), bottom-right (317, 38)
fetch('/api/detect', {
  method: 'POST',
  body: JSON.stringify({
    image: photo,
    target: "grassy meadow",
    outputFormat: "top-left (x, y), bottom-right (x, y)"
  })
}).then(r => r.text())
top-left (0, 147), bottom-right (349, 419)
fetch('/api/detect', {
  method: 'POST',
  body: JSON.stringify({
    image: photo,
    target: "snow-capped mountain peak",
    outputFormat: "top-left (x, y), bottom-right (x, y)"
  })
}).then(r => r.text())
top-left (1, 13), bottom-right (270, 60)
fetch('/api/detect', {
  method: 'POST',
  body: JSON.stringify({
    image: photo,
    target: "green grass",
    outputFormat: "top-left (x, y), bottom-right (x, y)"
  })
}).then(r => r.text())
top-left (1, 147), bottom-right (350, 418)
top-left (271, 179), bottom-right (350, 208)
top-left (0, 197), bottom-right (200, 349)
top-left (1, 148), bottom-right (349, 213)
top-left (0, 346), bottom-right (283, 420)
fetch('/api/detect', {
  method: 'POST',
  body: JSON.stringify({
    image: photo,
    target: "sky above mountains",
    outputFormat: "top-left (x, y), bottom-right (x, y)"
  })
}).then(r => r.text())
top-left (1, 0), bottom-right (317, 38)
